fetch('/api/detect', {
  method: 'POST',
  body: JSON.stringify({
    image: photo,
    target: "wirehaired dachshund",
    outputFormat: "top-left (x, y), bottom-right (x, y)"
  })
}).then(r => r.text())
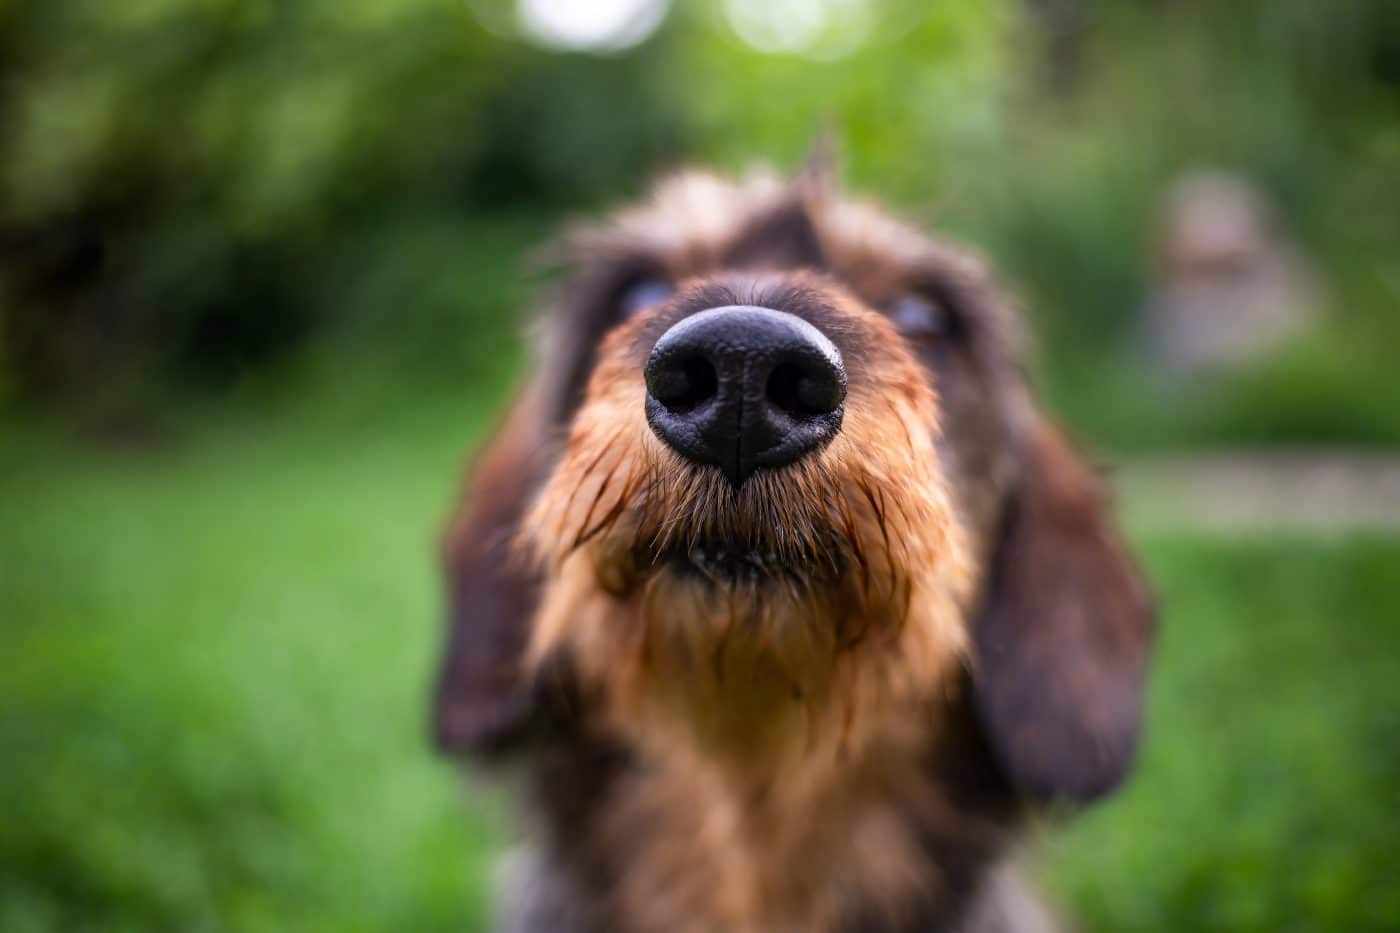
top-left (433, 157), bottom-right (1155, 933)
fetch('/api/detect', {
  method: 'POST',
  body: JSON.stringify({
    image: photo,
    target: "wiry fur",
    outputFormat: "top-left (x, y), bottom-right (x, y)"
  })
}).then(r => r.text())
top-left (434, 166), bottom-right (1156, 933)
top-left (525, 277), bottom-right (969, 765)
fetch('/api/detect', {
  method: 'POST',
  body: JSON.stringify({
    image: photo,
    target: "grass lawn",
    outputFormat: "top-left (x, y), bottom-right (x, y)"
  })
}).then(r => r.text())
top-left (2, 392), bottom-right (1397, 932)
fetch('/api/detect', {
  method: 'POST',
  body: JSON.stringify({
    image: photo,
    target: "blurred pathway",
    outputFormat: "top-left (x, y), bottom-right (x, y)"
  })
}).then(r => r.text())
top-left (1114, 451), bottom-right (1400, 533)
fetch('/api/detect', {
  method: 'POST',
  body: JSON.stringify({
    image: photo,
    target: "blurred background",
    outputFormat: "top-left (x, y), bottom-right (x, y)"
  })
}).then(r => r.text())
top-left (1, 1), bottom-right (1398, 930)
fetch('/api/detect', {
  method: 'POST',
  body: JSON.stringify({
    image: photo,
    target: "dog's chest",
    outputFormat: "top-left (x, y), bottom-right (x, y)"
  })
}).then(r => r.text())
top-left (601, 742), bottom-right (940, 933)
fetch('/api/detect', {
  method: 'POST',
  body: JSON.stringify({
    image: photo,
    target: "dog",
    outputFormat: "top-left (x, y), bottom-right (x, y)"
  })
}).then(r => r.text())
top-left (432, 157), bottom-right (1155, 933)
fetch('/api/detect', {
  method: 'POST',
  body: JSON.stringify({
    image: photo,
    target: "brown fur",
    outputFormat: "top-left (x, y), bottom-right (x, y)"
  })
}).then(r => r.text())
top-left (433, 166), bottom-right (1156, 933)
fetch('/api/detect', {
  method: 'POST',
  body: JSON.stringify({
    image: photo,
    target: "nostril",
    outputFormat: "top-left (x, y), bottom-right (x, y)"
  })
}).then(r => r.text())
top-left (649, 354), bottom-right (718, 414)
top-left (765, 362), bottom-right (806, 418)
top-left (798, 367), bottom-right (844, 414)
top-left (766, 360), bottom-right (844, 419)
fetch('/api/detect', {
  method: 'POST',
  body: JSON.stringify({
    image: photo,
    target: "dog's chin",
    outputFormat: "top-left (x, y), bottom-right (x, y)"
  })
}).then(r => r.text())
top-left (658, 540), bottom-right (828, 588)
top-left (619, 518), bottom-right (848, 596)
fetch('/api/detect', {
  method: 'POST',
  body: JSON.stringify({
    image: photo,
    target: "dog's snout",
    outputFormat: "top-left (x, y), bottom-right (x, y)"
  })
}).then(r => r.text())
top-left (644, 305), bottom-right (846, 488)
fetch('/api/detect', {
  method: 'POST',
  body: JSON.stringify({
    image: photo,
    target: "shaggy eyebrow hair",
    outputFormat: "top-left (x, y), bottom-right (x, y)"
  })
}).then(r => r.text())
top-left (535, 175), bottom-right (1016, 427)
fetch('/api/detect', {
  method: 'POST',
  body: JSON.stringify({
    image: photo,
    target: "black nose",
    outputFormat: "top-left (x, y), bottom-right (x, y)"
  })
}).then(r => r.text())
top-left (644, 305), bottom-right (846, 488)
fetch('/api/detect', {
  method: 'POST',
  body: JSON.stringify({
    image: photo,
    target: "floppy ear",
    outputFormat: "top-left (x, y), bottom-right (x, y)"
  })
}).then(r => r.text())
top-left (433, 390), bottom-right (547, 757)
top-left (971, 417), bottom-right (1156, 803)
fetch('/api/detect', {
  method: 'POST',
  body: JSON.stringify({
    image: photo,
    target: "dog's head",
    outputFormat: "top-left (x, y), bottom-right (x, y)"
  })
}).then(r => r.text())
top-left (436, 164), bottom-right (1154, 800)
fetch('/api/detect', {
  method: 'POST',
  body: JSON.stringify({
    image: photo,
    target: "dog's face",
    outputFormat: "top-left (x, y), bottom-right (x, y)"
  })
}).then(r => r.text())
top-left (438, 167), bottom-right (1154, 800)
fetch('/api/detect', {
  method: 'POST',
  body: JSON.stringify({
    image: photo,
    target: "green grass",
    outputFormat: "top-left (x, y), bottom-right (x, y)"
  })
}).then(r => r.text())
top-left (2, 394), bottom-right (1398, 932)
top-left (0, 389), bottom-right (511, 933)
top-left (1047, 535), bottom-right (1400, 932)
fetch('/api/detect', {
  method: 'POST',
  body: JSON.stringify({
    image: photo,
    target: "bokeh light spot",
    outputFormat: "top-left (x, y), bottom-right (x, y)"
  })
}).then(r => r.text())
top-left (516, 0), bottom-right (669, 53)
top-left (723, 0), bottom-right (877, 58)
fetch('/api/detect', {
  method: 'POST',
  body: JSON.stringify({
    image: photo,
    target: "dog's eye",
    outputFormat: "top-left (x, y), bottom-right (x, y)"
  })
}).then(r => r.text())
top-left (619, 277), bottom-right (674, 318)
top-left (890, 292), bottom-right (958, 340)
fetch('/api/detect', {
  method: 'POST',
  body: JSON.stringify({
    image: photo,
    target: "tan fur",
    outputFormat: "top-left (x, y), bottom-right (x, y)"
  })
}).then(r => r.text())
top-left (600, 720), bottom-right (956, 933)
top-left (560, 170), bottom-right (787, 274)
top-left (520, 276), bottom-right (975, 930)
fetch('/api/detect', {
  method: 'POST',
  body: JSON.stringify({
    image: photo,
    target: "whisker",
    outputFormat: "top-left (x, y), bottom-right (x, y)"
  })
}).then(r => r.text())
top-left (558, 427), bottom-right (624, 523)
top-left (569, 464), bottom-right (619, 553)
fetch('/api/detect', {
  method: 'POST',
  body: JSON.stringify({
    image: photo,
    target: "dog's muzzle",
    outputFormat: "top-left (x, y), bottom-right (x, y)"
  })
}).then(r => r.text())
top-left (643, 305), bottom-right (846, 488)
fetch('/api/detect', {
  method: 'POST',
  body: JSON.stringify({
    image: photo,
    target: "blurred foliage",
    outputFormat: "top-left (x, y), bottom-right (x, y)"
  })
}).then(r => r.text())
top-left (0, 0), bottom-right (1000, 410)
top-left (965, 0), bottom-right (1400, 448)
top-left (0, 0), bottom-right (691, 405)
top-left (2, 0), bottom-right (1397, 448)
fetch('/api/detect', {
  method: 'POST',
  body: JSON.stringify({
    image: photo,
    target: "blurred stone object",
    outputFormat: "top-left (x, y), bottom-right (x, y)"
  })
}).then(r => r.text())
top-left (1145, 171), bottom-right (1321, 376)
